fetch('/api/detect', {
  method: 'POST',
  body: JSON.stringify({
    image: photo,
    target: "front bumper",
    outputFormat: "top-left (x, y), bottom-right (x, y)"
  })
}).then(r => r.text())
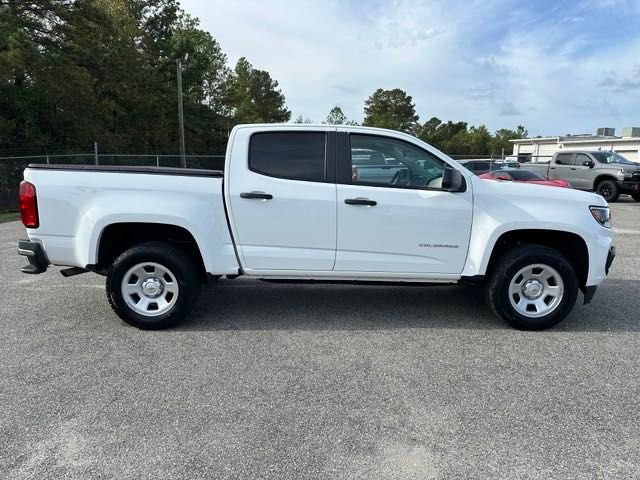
top-left (583, 245), bottom-right (615, 305)
top-left (17, 239), bottom-right (49, 274)
top-left (618, 180), bottom-right (640, 193)
top-left (606, 245), bottom-right (616, 275)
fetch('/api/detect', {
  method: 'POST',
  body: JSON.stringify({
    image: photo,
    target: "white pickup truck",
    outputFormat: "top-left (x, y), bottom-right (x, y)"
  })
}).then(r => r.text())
top-left (18, 124), bottom-right (615, 330)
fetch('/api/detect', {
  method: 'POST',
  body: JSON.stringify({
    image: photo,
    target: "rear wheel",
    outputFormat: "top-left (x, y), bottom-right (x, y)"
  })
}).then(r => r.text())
top-left (595, 179), bottom-right (620, 202)
top-left (632, 192), bottom-right (640, 202)
top-left (486, 245), bottom-right (578, 330)
top-left (106, 241), bottom-right (201, 329)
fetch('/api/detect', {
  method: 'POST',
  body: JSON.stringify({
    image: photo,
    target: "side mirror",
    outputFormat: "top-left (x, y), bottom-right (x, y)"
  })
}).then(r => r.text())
top-left (583, 160), bottom-right (595, 168)
top-left (442, 167), bottom-right (467, 192)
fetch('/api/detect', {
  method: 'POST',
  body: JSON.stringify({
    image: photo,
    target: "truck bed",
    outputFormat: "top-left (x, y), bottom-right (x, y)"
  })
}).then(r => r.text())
top-left (22, 164), bottom-right (238, 275)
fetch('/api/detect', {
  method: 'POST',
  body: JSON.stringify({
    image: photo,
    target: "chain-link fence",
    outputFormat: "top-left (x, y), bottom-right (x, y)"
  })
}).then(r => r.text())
top-left (0, 154), bottom-right (225, 212)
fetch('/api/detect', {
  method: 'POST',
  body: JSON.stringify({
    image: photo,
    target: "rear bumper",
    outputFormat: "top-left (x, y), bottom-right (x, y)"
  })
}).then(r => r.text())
top-left (17, 239), bottom-right (49, 274)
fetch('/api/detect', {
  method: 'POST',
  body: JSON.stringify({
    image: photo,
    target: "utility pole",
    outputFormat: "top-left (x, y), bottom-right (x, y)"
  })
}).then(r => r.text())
top-left (176, 57), bottom-right (187, 168)
top-left (94, 141), bottom-right (98, 165)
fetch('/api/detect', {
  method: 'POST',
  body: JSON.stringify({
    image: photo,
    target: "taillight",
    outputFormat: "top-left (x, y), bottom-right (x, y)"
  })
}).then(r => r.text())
top-left (19, 181), bottom-right (39, 228)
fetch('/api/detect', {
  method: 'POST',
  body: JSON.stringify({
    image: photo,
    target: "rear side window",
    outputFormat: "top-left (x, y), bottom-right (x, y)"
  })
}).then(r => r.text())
top-left (555, 153), bottom-right (573, 165)
top-left (249, 132), bottom-right (326, 182)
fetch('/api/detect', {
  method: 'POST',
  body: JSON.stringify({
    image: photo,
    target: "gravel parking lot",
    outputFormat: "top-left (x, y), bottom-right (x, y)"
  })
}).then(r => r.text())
top-left (1, 199), bottom-right (639, 479)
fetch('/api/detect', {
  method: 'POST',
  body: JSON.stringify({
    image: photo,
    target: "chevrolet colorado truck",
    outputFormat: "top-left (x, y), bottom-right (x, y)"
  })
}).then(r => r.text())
top-left (520, 150), bottom-right (640, 202)
top-left (17, 124), bottom-right (615, 330)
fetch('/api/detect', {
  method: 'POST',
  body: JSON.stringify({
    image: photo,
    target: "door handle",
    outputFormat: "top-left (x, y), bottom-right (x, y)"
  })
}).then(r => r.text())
top-left (549, 167), bottom-right (556, 170)
top-left (240, 191), bottom-right (273, 200)
top-left (345, 198), bottom-right (377, 206)
top-left (570, 168), bottom-right (577, 170)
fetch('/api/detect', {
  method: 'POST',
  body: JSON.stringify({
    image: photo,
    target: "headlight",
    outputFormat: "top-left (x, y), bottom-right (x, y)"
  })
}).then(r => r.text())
top-left (590, 206), bottom-right (611, 229)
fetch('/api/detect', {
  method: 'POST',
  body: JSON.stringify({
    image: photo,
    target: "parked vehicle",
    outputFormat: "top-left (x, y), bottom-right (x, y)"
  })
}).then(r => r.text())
top-left (520, 150), bottom-right (640, 202)
top-left (458, 159), bottom-right (520, 175)
top-left (351, 148), bottom-right (404, 184)
top-left (480, 169), bottom-right (571, 188)
top-left (18, 124), bottom-right (615, 331)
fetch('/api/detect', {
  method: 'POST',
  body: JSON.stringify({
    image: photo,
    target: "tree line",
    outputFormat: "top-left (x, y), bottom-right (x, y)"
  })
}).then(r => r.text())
top-left (305, 89), bottom-right (527, 157)
top-left (1, 1), bottom-right (525, 157)
top-left (1, 0), bottom-right (290, 155)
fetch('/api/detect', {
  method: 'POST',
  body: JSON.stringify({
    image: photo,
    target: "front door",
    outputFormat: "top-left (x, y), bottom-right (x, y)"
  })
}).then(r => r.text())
top-left (334, 133), bottom-right (473, 275)
top-left (570, 152), bottom-right (596, 190)
top-left (227, 129), bottom-right (337, 271)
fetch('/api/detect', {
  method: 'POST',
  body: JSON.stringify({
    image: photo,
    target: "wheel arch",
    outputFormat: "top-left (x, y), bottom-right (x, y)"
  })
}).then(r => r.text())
top-left (94, 222), bottom-right (207, 281)
top-left (484, 229), bottom-right (589, 288)
top-left (592, 174), bottom-right (618, 190)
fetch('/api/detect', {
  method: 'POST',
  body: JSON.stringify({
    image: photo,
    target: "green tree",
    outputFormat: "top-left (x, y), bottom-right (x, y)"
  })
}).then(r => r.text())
top-left (167, 13), bottom-right (232, 153)
top-left (363, 88), bottom-right (419, 134)
top-left (416, 117), bottom-right (442, 144)
top-left (489, 125), bottom-right (528, 155)
top-left (466, 125), bottom-right (492, 155)
top-left (326, 105), bottom-right (347, 125)
top-left (0, 0), bottom-right (292, 156)
top-left (293, 115), bottom-right (313, 124)
top-left (416, 117), bottom-right (527, 156)
top-left (0, 0), bottom-right (75, 150)
top-left (417, 117), bottom-right (467, 152)
top-left (226, 57), bottom-right (291, 124)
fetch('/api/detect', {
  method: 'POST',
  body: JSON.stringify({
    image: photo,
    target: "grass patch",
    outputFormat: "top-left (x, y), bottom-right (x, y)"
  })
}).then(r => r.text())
top-left (0, 211), bottom-right (19, 223)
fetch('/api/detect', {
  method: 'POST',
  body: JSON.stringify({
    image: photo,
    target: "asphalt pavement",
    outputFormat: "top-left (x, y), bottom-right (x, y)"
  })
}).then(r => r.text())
top-left (1, 199), bottom-right (639, 479)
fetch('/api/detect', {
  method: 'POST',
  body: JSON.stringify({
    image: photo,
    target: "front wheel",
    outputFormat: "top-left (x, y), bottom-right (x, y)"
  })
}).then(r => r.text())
top-left (106, 241), bottom-right (201, 329)
top-left (632, 192), bottom-right (640, 202)
top-left (596, 179), bottom-right (620, 202)
top-left (485, 245), bottom-right (578, 330)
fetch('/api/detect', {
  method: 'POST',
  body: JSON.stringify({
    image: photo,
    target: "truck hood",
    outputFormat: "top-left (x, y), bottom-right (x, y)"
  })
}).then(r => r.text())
top-left (470, 174), bottom-right (607, 207)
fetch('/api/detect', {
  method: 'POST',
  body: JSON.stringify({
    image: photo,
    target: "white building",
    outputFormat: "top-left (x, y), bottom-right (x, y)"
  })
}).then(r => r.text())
top-left (511, 127), bottom-right (640, 162)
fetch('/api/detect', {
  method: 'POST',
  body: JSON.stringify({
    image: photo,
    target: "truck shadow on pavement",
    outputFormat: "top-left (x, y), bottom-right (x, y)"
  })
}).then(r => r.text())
top-left (180, 278), bottom-right (640, 333)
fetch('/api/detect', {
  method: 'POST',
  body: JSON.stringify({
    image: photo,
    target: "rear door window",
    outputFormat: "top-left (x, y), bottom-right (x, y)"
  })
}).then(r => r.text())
top-left (555, 153), bottom-right (574, 165)
top-left (249, 132), bottom-right (326, 182)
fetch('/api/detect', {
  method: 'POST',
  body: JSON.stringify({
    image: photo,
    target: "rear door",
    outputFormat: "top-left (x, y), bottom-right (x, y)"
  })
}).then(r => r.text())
top-left (334, 132), bottom-right (473, 275)
top-left (548, 152), bottom-right (574, 181)
top-left (226, 128), bottom-right (337, 272)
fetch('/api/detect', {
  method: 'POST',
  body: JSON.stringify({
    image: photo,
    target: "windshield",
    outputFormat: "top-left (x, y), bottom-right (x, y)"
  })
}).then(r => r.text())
top-left (592, 151), bottom-right (636, 165)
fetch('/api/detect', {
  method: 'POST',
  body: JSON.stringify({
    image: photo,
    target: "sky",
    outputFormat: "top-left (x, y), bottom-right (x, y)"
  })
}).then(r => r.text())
top-left (180, 0), bottom-right (640, 137)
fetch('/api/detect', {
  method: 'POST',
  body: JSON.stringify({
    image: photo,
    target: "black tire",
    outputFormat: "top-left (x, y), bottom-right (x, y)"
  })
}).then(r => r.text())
top-left (106, 241), bottom-right (201, 329)
top-left (595, 179), bottom-right (620, 202)
top-left (485, 245), bottom-right (578, 330)
top-left (632, 192), bottom-right (640, 202)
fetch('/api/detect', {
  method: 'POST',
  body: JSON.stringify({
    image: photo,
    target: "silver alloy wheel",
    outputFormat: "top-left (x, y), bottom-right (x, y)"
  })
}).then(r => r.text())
top-left (508, 263), bottom-right (564, 318)
top-left (121, 262), bottom-right (179, 316)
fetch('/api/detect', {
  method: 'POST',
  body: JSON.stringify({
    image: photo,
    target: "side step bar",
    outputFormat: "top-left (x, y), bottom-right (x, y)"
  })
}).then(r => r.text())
top-left (60, 267), bottom-right (88, 277)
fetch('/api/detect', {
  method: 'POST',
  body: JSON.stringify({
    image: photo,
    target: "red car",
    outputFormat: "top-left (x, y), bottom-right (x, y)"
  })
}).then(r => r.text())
top-left (480, 169), bottom-right (571, 188)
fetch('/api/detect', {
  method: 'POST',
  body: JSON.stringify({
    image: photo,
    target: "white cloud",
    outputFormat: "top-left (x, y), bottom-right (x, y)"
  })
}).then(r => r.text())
top-left (181, 0), bottom-right (640, 136)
